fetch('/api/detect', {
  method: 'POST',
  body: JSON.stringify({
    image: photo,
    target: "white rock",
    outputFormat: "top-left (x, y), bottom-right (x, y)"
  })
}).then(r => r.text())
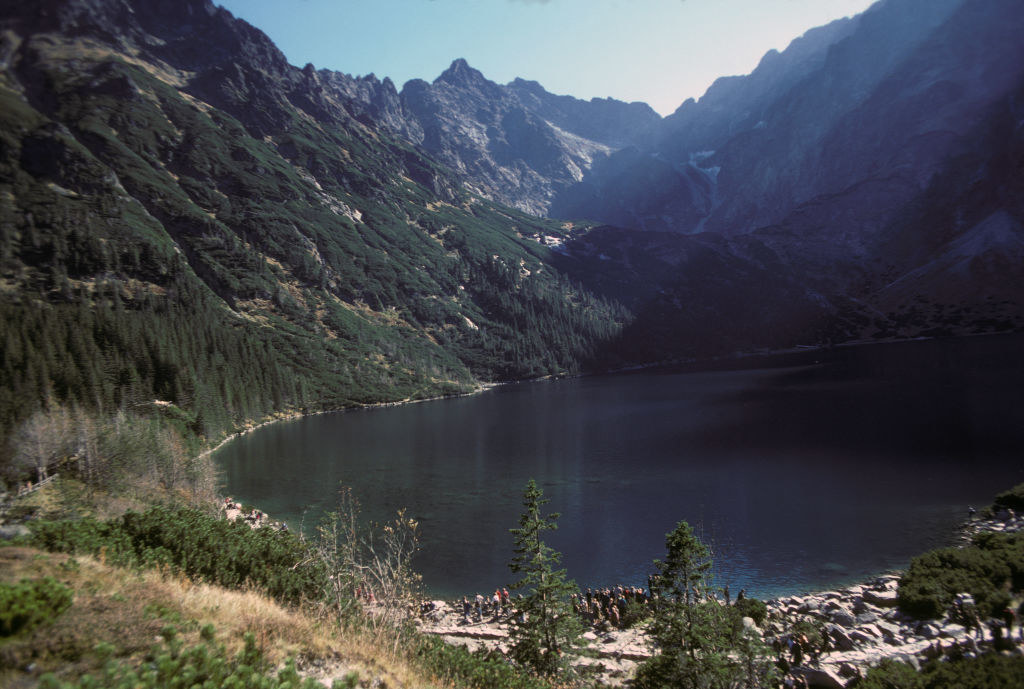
top-left (859, 623), bottom-right (882, 638)
top-left (849, 630), bottom-right (875, 645)
top-left (863, 589), bottom-right (899, 607)
top-left (875, 620), bottom-right (902, 639)
top-left (800, 599), bottom-right (822, 613)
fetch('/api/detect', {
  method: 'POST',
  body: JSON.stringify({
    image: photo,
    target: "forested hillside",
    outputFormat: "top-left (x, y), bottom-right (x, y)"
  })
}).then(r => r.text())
top-left (0, 0), bottom-right (626, 460)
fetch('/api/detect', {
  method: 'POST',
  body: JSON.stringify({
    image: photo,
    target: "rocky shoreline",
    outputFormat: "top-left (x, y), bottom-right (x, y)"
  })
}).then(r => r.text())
top-left (413, 510), bottom-right (1023, 688)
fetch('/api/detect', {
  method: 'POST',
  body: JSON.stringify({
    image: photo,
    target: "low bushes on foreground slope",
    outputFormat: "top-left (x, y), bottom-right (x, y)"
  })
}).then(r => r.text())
top-left (898, 529), bottom-right (1024, 620)
top-left (8, 505), bottom-right (551, 689)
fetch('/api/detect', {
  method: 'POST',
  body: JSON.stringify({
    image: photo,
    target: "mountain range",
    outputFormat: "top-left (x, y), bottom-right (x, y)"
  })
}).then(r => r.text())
top-left (1, 0), bottom-right (1022, 446)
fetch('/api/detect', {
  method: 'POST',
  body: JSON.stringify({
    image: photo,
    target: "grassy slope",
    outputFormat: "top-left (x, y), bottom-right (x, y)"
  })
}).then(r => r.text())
top-left (0, 546), bottom-right (432, 688)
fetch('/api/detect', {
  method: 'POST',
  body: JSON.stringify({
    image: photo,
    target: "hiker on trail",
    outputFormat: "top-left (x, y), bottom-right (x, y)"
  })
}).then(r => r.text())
top-left (990, 619), bottom-right (1012, 651)
top-left (956, 594), bottom-right (983, 639)
top-left (462, 597), bottom-right (472, 624)
top-left (1001, 605), bottom-right (1015, 639)
top-left (792, 637), bottom-right (804, 666)
top-left (609, 603), bottom-right (621, 628)
top-left (1018, 600), bottom-right (1024, 642)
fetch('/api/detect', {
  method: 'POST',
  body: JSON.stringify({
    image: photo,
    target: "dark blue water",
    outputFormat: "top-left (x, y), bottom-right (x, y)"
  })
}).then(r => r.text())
top-left (217, 334), bottom-right (1024, 599)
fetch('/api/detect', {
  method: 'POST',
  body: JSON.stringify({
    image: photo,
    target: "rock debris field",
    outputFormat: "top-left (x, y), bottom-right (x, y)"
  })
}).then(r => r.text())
top-left (412, 512), bottom-right (1024, 688)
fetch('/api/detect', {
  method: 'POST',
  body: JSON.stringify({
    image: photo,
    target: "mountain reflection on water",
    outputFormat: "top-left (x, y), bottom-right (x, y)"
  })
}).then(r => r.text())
top-left (218, 334), bottom-right (1024, 599)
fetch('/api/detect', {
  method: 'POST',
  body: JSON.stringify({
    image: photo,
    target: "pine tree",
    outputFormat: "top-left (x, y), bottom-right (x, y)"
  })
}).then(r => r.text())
top-left (508, 479), bottom-right (584, 677)
top-left (637, 520), bottom-right (774, 689)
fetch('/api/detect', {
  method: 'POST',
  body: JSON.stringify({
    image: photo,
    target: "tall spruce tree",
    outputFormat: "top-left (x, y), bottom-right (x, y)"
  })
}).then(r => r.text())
top-left (508, 479), bottom-right (584, 677)
top-left (636, 520), bottom-right (774, 689)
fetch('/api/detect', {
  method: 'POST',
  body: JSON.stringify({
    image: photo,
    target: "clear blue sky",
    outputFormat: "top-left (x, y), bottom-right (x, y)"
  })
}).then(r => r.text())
top-left (216, 0), bottom-right (877, 116)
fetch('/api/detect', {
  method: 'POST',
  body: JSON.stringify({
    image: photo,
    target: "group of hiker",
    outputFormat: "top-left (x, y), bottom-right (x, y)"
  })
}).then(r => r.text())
top-left (451, 582), bottom-right (757, 630)
top-left (221, 497), bottom-right (288, 531)
top-left (460, 589), bottom-right (515, 623)
top-left (572, 585), bottom-right (650, 629)
top-left (954, 592), bottom-right (1024, 651)
top-left (772, 631), bottom-right (824, 674)
top-left (451, 584), bottom-right (652, 629)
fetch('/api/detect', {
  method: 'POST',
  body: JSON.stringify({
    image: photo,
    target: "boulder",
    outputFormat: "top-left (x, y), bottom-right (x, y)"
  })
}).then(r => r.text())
top-left (0, 524), bottom-right (30, 540)
top-left (799, 598), bottom-right (823, 613)
top-left (829, 627), bottom-right (857, 651)
top-left (875, 620), bottom-right (902, 640)
top-left (796, 666), bottom-right (846, 689)
top-left (838, 661), bottom-right (862, 679)
top-left (918, 623), bottom-right (940, 639)
top-left (863, 589), bottom-right (899, 607)
top-left (940, 623), bottom-right (966, 638)
top-left (855, 612), bottom-right (879, 625)
top-left (849, 629), bottom-right (876, 645)
top-left (829, 608), bottom-right (857, 627)
top-left (859, 623), bottom-right (882, 639)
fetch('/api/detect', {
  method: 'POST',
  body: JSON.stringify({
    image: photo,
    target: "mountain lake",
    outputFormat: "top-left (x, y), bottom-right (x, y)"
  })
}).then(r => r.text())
top-left (217, 333), bottom-right (1024, 599)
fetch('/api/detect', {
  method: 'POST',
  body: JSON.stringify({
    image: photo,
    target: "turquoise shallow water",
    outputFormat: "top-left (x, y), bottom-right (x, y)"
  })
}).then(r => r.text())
top-left (217, 335), bottom-right (1024, 599)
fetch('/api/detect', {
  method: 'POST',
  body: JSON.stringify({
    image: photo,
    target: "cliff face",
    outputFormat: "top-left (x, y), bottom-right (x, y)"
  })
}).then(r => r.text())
top-left (307, 57), bottom-right (661, 216)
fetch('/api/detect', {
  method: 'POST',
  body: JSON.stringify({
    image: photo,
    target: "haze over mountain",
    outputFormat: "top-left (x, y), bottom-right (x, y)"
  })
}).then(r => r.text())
top-left (1, 0), bottom-right (1022, 446)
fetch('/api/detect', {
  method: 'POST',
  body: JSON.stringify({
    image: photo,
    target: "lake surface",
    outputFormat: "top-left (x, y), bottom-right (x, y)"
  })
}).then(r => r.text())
top-left (218, 334), bottom-right (1024, 599)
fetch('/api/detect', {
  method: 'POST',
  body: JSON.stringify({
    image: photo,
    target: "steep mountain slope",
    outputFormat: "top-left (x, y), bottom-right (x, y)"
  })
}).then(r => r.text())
top-left (551, 0), bottom-right (974, 234)
top-left (0, 0), bottom-right (626, 445)
top-left (710, 0), bottom-right (1022, 236)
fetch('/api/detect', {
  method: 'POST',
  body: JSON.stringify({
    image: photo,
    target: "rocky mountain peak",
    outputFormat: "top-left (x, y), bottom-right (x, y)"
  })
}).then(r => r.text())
top-left (508, 77), bottom-right (545, 96)
top-left (435, 57), bottom-right (489, 89)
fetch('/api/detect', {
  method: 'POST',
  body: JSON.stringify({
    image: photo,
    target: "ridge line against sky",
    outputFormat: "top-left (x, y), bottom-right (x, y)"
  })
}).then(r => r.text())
top-left (216, 0), bottom-right (878, 116)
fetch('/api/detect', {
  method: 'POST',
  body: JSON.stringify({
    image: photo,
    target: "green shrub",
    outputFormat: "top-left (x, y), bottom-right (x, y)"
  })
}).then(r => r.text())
top-left (37, 628), bottom-right (329, 689)
top-left (991, 483), bottom-right (1024, 513)
top-left (411, 634), bottom-right (551, 689)
top-left (30, 506), bottom-right (330, 607)
top-left (0, 576), bottom-right (73, 636)
top-left (732, 597), bottom-right (768, 626)
top-left (860, 654), bottom-right (1024, 689)
top-left (897, 531), bottom-right (1024, 619)
top-left (858, 658), bottom-right (924, 689)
